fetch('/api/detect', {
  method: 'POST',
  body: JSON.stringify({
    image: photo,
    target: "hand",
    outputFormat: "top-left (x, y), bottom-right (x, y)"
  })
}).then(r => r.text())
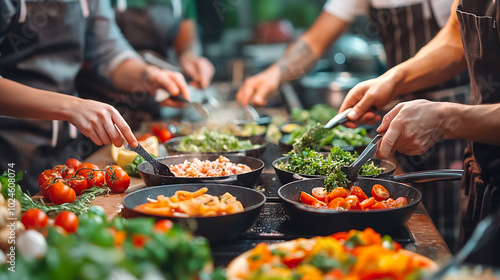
top-left (67, 99), bottom-right (138, 148)
top-left (339, 72), bottom-right (402, 128)
top-left (236, 65), bottom-right (280, 106)
top-left (145, 66), bottom-right (190, 108)
top-left (375, 99), bottom-right (446, 159)
top-left (179, 52), bottom-right (215, 89)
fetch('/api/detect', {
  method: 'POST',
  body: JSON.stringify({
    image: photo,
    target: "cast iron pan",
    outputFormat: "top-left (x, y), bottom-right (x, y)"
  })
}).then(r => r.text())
top-left (272, 154), bottom-right (396, 185)
top-left (165, 136), bottom-right (267, 159)
top-left (137, 154), bottom-right (264, 188)
top-left (122, 184), bottom-right (266, 245)
top-left (278, 170), bottom-right (463, 235)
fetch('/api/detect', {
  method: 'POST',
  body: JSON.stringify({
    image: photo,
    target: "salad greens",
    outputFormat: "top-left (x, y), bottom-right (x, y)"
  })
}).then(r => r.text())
top-left (178, 128), bottom-right (260, 153)
top-left (291, 104), bottom-right (337, 124)
top-left (278, 147), bottom-right (383, 191)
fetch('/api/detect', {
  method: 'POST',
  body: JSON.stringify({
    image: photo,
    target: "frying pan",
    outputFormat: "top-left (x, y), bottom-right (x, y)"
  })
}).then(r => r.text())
top-left (278, 169), bottom-right (463, 235)
top-left (122, 184), bottom-right (266, 244)
top-left (272, 154), bottom-right (396, 185)
top-left (137, 154), bottom-right (264, 188)
top-left (165, 136), bottom-right (267, 159)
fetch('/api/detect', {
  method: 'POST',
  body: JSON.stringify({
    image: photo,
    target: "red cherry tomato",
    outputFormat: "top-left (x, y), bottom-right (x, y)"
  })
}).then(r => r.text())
top-left (52, 165), bottom-right (74, 178)
top-left (311, 187), bottom-right (328, 202)
top-left (345, 195), bottom-right (361, 210)
top-left (360, 197), bottom-right (376, 210)
top-left (67, 175), bottom-right (88, 195)
top-left (158, 129), bottom-right (172, 143)
top-left (132, 234), bottom-right (149, 248)
top-left (350, 186), bottom-right (368, 202)
top-left (154, 220), bottom-right (174, 233)
top-left (40, 178), bottom-right (65, 201)
top-left (386, 198), bottom-right (395, 207)
top-left (393, 197), bottom-right (408, 208)
top-left (38, 169), bottom-right (61, 187)
top-left (328, 197), bottom-right (349, 210)
top-left (371, 201), bottom-right (390, 209)
top-left (325, 187), bottom-right (349, 204)
top-left (21, 209), bottom-right (48, 230)
top-left (76, 163), bottom-right (100, 176)
top-left (371, 184), bottom-right (390, 201)
top-left (65, 158), bottom-right (82, 170)
top-left (300, 192), bottom-right (326, 207)
top-left (83, 170), bottom-right (105, 188)
top-left (105, 166), bottom-right (130, 193)
top-left (54, 211), bottom-right (79, 233)
top-left (48, 182), bottom-right (76, 205)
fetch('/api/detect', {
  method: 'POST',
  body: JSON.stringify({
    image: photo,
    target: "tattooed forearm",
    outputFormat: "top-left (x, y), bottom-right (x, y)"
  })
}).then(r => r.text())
top-left (277, 39), bottom-right (318, 82)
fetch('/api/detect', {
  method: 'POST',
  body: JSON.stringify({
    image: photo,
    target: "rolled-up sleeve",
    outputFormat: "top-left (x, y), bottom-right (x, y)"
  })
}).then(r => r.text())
top-left (84, 0), bottom-right (141, 81)
top-left (323, 0), bottom-right (369, 23)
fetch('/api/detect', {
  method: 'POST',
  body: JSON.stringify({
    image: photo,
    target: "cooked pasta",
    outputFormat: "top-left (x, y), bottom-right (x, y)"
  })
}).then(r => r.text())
top-left (134, 187), bottom-right (245, 217)
top-left (169, 156), bottom-right (252, 177)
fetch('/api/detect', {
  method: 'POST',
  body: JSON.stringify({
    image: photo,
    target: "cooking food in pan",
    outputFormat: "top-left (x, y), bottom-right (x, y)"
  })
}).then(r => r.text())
top-left (226, 228), bottom-right (437, 280)
top-left (169, 156), bottom-right (251, 177)
top-left (300, 184), bottom-right (408, 211)
top-left (177, 128), bottom-right (260, 153)
top-left (134, 187), bottom-right (244, 217)
top-left (277, 147), bottom-right (383, 190)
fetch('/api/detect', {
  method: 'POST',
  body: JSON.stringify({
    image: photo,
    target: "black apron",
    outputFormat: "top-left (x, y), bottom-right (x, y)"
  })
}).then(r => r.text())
top-left (369, 0), bottom-right (468, 252)
top-left (456, 0), bottom-right (500, 266)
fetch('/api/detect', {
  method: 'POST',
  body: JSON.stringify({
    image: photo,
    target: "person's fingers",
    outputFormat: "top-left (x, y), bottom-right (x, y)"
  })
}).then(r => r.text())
top-left (339, 82), bottom-right (369, 113)
top-left (111, 112), bottom-right (137, 148)
top-left (377, 104), bottom-right (402, 133)
top-left (198, 60), bottom-right (215, 88)
top-left (348, 92), bottom-right (377, 122)
top-left (103, 119), bottom-right (122, 147)
top-left (86, 129), bottom-right (104, 146)
top-left (377, 121), bottom-right (403, 159)
top-left (156, 74), bottom-right (180, 96)
top-left (182, 61), bottom-right (197, 81)
top-left (94, 123), bottom-right (113, 146)
top-left (169, 72), bottom-right (190, 101)
top-left (251, 86), bottom-right (270, 106)
top-left (236, 80), bottom-right (255, 106)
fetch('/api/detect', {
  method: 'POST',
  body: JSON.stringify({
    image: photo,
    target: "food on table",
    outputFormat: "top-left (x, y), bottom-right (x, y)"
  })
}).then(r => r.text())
top-left (21, 208), bottom-right (48, 230)
top-left (111, 135), bottom-right (159, 168)
top-left (300, 184), bottom-right (408, 211)
top-left (226, 228), bottom-right (437, 280)
top-left (134, 187), bottom-right (244, 217)
top-left (169, 155), bottom-right (252, 177)
top-left (177, 128), bottom-right (260, 153)
top-left (278, 148), bottom-right (383, 190)
top-left (105, 165), bottom-right (130, 193)
top-left (291, 104), bottom-right (338, 124)
top-left (0, 207), bottom-right (212, 280)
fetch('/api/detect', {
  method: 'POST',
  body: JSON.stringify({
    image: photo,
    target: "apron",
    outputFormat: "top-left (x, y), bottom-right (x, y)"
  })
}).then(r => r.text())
top-left (369, 0), bottom-right (469, 252)
top-left (456, 0), bottom-right (500, 266)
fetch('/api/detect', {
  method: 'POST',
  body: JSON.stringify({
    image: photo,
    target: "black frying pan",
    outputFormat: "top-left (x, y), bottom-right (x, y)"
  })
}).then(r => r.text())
top-left (272, 154), bottom-right (396, 185)
top-left (165, 136), bottom-right (267, 159)
top-left (278, 170), bottom-right (463, 235)
top-left (137, 154), bottom-right (265, 188)
top-left (122, 184), bottom-right (266, 244)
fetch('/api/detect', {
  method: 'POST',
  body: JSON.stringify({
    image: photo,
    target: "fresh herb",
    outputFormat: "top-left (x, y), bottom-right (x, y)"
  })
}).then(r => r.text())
top-left (279, 147), bottom-right (383, 191)
top-left (178, 128), bottom-right (260, 153)
top-left (291, 104), bottom-right (338, 124)
top-left (289, 124), bottom-right (371, 152)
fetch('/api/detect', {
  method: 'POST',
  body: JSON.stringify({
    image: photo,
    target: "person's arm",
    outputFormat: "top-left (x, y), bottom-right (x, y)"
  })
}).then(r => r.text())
top-left (175, 19), bottom-right (215, 89)
top-left (375, 100), bottom-right (500, 159)
top-left (236, 11), bottom-right (350, 106)
top-left (0, 78), bottom-right (137, 148)
top-left (340, 0), bottom-right (466, 124)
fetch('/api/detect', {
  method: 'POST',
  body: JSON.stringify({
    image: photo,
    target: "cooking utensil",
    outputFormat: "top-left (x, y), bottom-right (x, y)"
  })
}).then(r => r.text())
top-left (165, 136), bottom-right (267, 159)
top-left (137, 154), bottom-right (265, 188)
top-left (292, 108), bottom-right (352, 153)
top-left (122, 184), bottom-right (266, 244)
top-left (155, 89), bottom-right (210, 119)
top-left (273, 155), bottom-right (396, 185)
top-left (278, 169), bottom-right (463, 235)
top-left (341, 133), bottom-right (383, 184)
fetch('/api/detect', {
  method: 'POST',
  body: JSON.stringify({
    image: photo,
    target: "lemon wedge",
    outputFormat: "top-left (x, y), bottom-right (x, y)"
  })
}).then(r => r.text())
top-left (111, 136), bottom-right (159, 168)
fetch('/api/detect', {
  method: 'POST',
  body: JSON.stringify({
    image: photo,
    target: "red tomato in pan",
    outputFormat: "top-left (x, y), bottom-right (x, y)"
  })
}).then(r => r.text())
top-left (371, 184), bottom-right (390, 201)
top-left (345, 195), bottom-right (361, 210)
top-left (360, 197), bottom-right (376, 210)
top-left (393, 197), bottom-right (408, 208)
top-left (300, 192), bottom-right (326, 207)
top-left (311, 187), bottom-right (328, 202)
top-left (350, 186), bottom-right (368, 202)
top-left (371, 201), bottom-right (390, 209)
top-left (325, 187), bottom-right (348, 204)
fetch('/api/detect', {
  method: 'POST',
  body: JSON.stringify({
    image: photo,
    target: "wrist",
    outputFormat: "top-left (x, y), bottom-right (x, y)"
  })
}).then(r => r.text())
top-left (384, 67), bottom-right (407, 97)
top-left (441, 102), bottom-right (465, 140)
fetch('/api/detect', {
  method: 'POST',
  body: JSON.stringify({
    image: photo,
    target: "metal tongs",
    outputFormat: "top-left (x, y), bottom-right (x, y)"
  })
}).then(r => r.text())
top-left (341, 133), bottom-right (383, 185)
top-left (155, 89), bottom-right (210, 119)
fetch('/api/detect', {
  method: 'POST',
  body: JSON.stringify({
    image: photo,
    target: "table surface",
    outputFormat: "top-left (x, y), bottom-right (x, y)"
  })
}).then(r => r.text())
top-left (82, 142), bottom-right (452, 266)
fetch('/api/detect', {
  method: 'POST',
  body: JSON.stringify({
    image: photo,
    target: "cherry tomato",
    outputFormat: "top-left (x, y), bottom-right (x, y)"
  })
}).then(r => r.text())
top-left (137, 133), bottom-right (152, 141)
top-left (83, 170), bottom-right (105, 188)
top-left (132, 234), bottom-right (149, 248)
top-left (311, 187), bottom-right (327, 202)
top-left (105, 166), bottom-right (130, 193)
top-left (154, 220), bottom-right (174, 233)
top-left (54, 211), bottom-right (79, 233)
top-left (328, 197), bottom-right (349, 210)
top-left (76, 163), bottom-right (100, 176)
top-left (325, 187), bottom-right (348, 204)
top-left (350, 186), bottom-right (368, 202)
top-left (371, 184), bottom-right (390, 201)
top-left (152, 124), bottom-right (161, 136)
top-left (40, 178), bottom-right (65, 201)
top-left (38, 169), bottom-right (61, 187)
top-left (345, 195), bottom-right (361, 210)
top-left (52, 165), bottom-right (74, 178)
top-left (67, 175), bottom-right (88, 195)
top-left (371, 201), bottom-right (390, 209)
top-left (65, 158), bottom-right (82, 170)
top-left (109, 228), bottom-right (126, 247)
top-left (300, 192), bottom-right (326, 207)
top-left (283, 255), bottom-right (304, 269)
top-left (21, 209), bottom-right (48, 230)
top-left (48, 182), bottom-right (76, 205)
top-left (386, 198), bottom-right (395, 206)
top-left (360, 197), bottom-right (376, 210)
top-left (158, 129), bottom-right (172, 143)
top-left (393, 197), bottom-right (408, 208)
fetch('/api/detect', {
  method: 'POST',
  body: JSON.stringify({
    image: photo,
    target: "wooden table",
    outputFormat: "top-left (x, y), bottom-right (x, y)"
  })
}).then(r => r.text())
top-left (82, 145), bottom-right (452, 264)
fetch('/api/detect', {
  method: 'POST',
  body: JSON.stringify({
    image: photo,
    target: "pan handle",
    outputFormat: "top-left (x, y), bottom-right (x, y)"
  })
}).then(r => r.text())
top-left (393, 169), bottom-right (463, 183)
top-left (198, 175), bottom-right (239, 184)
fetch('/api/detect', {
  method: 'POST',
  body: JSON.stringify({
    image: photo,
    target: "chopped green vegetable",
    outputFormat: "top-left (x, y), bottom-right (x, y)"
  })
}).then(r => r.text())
top-left (291, 104), bottom-right (337, 124)
top-left (124, 155), bottom-right (147, 177)
top-left (178, 128), bottom-right (260, 153)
